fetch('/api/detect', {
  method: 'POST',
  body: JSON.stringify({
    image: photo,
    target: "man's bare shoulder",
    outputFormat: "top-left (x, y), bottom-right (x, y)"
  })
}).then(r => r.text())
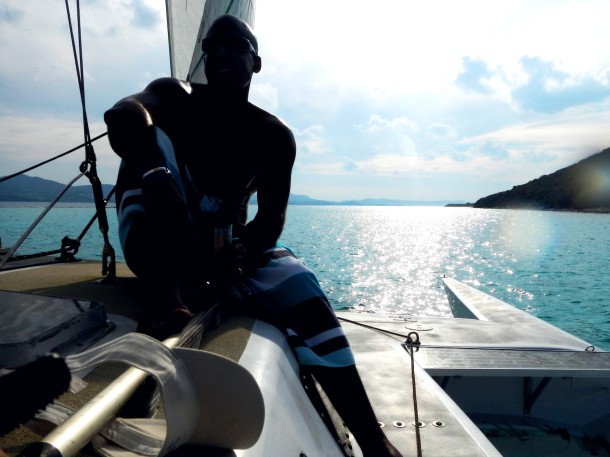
top-left (246, 104), bottom-right (296, 165)
top-left (144, 77), bottom-right (194, 99)
top-left (247, 103), bottom-right (293, 136)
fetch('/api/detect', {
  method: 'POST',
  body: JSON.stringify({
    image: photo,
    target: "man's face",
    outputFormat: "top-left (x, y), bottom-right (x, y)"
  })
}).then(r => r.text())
top-left (203, 29), bottom-right (261, 91)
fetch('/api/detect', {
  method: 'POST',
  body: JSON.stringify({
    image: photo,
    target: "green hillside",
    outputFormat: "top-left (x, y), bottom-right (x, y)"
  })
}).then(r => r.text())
top-left (0, 175), bottom-right (114, 202)
top-left (474, 147), bottom-right (610, 212)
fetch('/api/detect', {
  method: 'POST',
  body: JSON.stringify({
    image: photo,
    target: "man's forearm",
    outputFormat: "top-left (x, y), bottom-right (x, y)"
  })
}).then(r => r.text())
top-left (240, 212), bottom-right (285, 256)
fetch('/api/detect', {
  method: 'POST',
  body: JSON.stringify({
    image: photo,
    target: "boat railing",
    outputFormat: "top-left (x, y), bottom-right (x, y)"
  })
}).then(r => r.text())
top-left (0, 0), bottom-right (116, 281)
top-left (0, 133), bottom-right (116, 279)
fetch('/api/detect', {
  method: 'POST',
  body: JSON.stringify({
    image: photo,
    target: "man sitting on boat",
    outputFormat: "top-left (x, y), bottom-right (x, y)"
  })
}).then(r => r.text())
top-left (104, 14), bottom-right (402, 457)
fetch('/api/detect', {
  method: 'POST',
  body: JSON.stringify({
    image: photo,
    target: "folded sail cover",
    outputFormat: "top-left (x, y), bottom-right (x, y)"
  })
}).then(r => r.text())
top-left (63, 333), bottom-right (265, 455)
top-left (166, 0), bottom-right (257, 83)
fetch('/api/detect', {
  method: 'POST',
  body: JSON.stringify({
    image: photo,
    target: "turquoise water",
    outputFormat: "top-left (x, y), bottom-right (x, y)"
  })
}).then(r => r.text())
top-left (1, 203), bottom-right (609, 350)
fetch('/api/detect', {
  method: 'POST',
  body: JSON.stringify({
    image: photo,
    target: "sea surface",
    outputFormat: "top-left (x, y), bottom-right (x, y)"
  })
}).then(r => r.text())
top-left (1, 203), bottom-right (609, 350)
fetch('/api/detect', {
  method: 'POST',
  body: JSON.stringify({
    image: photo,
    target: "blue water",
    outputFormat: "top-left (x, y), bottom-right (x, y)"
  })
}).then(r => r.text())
top-left (1, 203), bottom-right (609, 350)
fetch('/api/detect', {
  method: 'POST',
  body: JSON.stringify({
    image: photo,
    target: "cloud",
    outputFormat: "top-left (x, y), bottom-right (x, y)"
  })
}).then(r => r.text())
top-left (294, 125), bottom-right (331, 156)
top-left (469, 142), bottom-right (510, 160)
top-left (456, 57), bottom-right (494, 94)
top-left (426, 123), bottom-right (457, 140)
top-left (513, 56), bottom-right (610, 113)
top-left (131, 0), bottom-right (162, 29)
top-left (250, 82), bottom-right (279, 112)
top-left (454, 55), bottom-right (610, 115)
top-left (455, 99), bottom-right (610, 180)
top-left (357, 115), bottom-right (419, 134)
top-left (0, 3), bottom-right (23, 23)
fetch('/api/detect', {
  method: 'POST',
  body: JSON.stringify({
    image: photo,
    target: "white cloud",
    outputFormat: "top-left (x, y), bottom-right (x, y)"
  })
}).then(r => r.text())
top-left (426, 123), bottom-right (457, 140)
top-left (294, 125), bottom-right (331, 156)
top-left (461, 100), bottom-right (610, 159)
top-left (250, 82), bottom-right (279, 112)
top-left (357, 115), bottom-right (419, 135)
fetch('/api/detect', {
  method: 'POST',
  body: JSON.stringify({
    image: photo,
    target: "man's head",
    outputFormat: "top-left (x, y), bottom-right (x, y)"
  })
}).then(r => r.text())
top-left (203, 15), bottom-right (261, 94)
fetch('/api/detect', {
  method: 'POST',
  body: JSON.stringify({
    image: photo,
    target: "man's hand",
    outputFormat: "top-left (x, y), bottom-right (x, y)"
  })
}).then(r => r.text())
top-left (214, 241), bottom-right (249, 284)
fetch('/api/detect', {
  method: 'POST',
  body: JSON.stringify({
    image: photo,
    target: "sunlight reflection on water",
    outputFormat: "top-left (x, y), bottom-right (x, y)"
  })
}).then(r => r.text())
top-left (2, 204), bottom-right (609, 349)
top-left (281, 206), bottom-right (610, 349)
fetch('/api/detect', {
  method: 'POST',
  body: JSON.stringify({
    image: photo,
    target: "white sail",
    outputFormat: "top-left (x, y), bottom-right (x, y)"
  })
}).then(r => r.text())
top-left (166, 0), bottom-right (256, 83)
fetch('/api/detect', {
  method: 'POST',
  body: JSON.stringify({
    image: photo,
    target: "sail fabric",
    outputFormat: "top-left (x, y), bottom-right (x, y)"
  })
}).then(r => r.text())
top-left (166, 0), bottom-right (257, 83)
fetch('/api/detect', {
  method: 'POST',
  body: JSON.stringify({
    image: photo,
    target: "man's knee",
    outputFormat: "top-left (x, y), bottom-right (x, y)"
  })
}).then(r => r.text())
top-left (105, 100), bottom-right (156, 161)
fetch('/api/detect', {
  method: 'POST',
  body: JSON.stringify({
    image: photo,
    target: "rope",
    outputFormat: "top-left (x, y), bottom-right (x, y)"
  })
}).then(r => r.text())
top-left (404, 332), bottom-right (423, 457)
top-left (337, 316), bottom-right (595, 352)
top-left (337, 316), bottom-right (413, 339)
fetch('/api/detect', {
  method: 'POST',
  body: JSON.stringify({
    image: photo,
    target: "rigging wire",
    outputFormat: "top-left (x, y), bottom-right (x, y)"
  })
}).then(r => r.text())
top-left (0, 134), bottom-right (113, 268)
top-left (64, 0), bottom-right (116, 281)
top-left (0, 185), bottom-right (116, 268)
top-left (0, 2), bottom-right (117, 274)
top-left (0, 133), bottom-right (108, 184)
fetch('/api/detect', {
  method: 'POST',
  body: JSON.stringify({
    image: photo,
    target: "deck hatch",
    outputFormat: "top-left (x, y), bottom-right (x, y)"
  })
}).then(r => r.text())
top-left (0, 290), bottom-right (108, 368)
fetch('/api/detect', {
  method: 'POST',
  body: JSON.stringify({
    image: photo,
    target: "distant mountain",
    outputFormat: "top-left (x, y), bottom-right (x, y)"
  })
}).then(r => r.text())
top-left (0, 175), bottom-right (114, 203)
top-left (474, 147), bottom-right (610, 212)
top-left (338, 198), bottom-right (458, 206)
top-left (288, 194), bottom-right (336, 205)
top-left (1, 174), bottom-right (464, 206)
top-left (258, 194), bottom-right (461, 206)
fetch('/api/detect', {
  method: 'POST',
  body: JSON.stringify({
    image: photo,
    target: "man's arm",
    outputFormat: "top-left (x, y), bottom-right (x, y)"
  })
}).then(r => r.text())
top-left (104, 78), bottom-right (191, 162)
top-left (107, 78), bottom-right (195, 280)
top-left (239, 119), bottom-right (296, 257)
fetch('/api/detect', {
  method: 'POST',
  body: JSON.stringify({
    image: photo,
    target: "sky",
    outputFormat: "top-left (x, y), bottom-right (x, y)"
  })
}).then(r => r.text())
top-left (2, 0), bottom-right (610, 203)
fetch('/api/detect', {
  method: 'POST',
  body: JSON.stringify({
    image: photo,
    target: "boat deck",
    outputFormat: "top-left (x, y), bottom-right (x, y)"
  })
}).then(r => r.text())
top-left (336, 311), bottom-right (502, 457)
top-left (0, 260), bottom-right (506, 456)
top-left (416, 347), bottom-right (610, 377)
top-left (336, 277), bottom-right (610, 456)
top-left (2, 261), bottom-right (609, 456)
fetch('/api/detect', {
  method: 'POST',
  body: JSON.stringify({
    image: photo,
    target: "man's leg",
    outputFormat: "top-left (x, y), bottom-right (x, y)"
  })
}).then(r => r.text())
top-left (237, 247), bottom-right (403, 457)
top-left (310, 365), bottom-right (402, 457)
top-left (115, 127), bottom-right (199, 338)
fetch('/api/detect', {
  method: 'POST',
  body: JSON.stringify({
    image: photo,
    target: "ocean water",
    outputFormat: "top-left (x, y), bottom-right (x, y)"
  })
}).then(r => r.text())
top-left (1, 203), bottom-right (609, 350)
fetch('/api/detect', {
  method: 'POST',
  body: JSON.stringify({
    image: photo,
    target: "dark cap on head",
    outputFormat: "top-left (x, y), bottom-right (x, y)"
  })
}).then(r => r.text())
top-left (205, 14), bottom-right (258, 54)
